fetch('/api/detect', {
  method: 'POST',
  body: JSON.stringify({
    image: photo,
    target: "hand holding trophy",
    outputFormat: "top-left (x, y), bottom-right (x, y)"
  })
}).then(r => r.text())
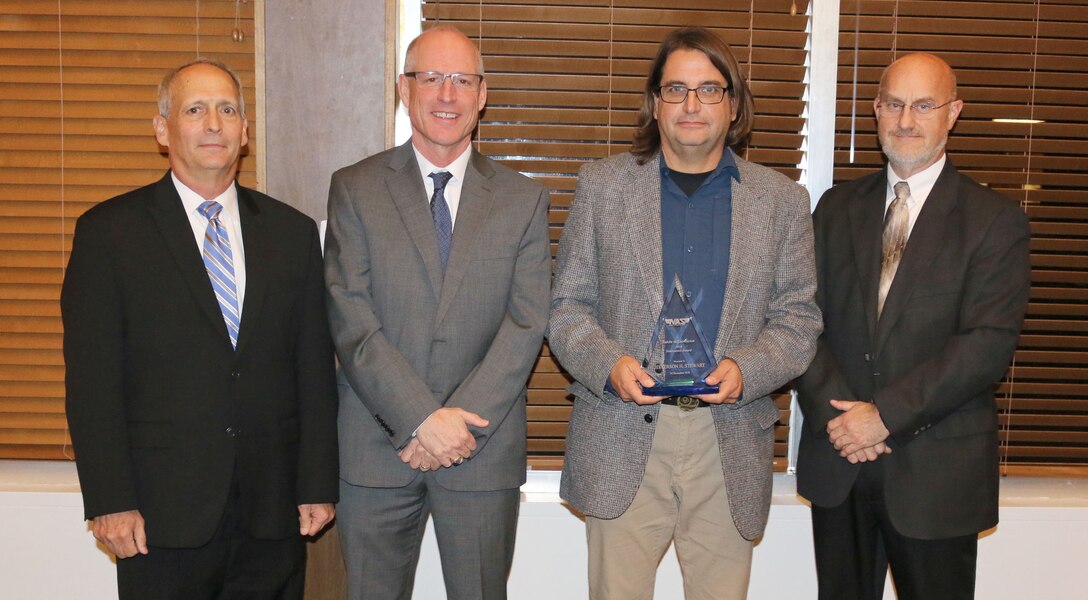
top-left (641, 274), bottom-right (719, 397)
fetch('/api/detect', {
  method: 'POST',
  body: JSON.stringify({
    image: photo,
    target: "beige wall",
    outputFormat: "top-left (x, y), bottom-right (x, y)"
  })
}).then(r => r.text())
top-left (264, 0), bottom-right (391, 221)
top-left (262, 3), bottom-right (392, 596)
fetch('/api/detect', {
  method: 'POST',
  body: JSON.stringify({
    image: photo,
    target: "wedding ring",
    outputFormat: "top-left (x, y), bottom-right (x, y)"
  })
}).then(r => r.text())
top-left (421, 465), bottom-right (429, 472)
top-left (454, 457), bottom-right (465, 465)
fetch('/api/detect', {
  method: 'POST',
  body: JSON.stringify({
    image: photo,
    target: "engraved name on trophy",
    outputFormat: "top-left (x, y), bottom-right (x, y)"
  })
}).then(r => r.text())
top-left (641, 274), bottom-right (719, 397)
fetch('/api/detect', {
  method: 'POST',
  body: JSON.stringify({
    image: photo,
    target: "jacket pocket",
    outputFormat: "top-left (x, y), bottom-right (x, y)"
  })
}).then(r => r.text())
top-left (754, 398), bottom-right (782, 431)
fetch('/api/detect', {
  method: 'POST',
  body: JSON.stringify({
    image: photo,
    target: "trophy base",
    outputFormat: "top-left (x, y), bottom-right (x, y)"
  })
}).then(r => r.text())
top-left (641, 383), bottom-right (719, 397)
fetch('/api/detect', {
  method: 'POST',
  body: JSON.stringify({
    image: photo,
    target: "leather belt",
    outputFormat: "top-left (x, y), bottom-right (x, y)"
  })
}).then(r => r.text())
top-left (660, 395), bottom-right (710, 411)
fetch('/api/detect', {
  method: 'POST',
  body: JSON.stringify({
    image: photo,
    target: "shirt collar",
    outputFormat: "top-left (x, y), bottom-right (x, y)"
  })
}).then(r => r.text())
top-left (658, 147), bottom-right (741, 187)
top-left (414, 143), bottom-right (472, 184)
top-left (885, 154), bottom-right (945, 204)
top-left (171, 171), bottom-right (240, 219)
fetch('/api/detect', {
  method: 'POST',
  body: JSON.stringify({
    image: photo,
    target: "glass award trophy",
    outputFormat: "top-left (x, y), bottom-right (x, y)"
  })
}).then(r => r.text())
top-left (641, 274), bottom-right (719, 396)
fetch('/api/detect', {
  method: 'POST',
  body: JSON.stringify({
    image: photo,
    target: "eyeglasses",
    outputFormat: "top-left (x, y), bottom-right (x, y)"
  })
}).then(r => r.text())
top-left (657, 84), bottom-right (729, 105)
top-left (405, 71), bottom-right (484, 91)
top-left (876, 99), bottom-right (953, 120)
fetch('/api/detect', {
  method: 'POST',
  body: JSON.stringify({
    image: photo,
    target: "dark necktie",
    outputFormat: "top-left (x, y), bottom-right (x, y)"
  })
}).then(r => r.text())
top-left (878, 181), bottom-right (911, 318)
top-left (198, 201), bottom-right (240, 349)
top-left (429, 171), bottom-right (454, 273)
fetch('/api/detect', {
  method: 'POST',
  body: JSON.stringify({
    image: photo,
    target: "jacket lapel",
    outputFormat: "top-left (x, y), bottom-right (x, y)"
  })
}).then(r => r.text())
top-left (874, 161), bottom-right (959, 353)
top-left (234, 185), bottom-right (264, 353)
top-left (148, 172), bottom-right (232, 345)
top-left (713, 154), bottom-right (755, 353)
top-left (386, 141), bottom-right (444, 298)
top-left (849, 172), bottom-right (886, 350)
top-left (435, 151), bottom-right (494, 326)
top-left (624, 154), bottom-right (665, 318)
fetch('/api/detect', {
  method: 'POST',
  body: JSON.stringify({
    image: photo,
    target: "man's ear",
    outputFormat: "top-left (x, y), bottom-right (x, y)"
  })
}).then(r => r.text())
top-left (946, 99), bottom-right (964, 131)
top-left (153, 115), bottom-right (168, 147)
top-left (397, 74), bottom-right (410, 111)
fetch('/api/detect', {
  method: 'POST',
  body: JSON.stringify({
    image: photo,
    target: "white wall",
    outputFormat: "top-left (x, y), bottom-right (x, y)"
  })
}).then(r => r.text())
top-left (2, 462), bottom-right (1086, 599)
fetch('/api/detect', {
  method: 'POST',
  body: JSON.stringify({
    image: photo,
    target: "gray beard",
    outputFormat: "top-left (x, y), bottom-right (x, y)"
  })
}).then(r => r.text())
top-left (880, 134), bottom-right (947, 176)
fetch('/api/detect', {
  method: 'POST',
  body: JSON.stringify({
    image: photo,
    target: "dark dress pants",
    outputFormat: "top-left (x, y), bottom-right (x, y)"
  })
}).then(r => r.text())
top-left (116, 487), bottom-right (306, 600)
top-left (811, 460), bottom-right (978, 600)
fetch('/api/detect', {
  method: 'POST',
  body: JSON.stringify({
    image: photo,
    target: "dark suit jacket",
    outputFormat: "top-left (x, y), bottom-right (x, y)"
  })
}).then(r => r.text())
top-left (796, 159), bottom-right (1030, 540)
top-left (62, 172), bottom-right (339, 548)
top-left (325, 141), bottom-right (550, 491)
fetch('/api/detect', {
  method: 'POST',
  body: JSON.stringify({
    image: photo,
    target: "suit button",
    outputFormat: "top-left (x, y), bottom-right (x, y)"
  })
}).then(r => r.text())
top-left (864, 353), bottom-right (871, 362)
top-left (225, 426), bottom-right (242, 437)
top-left (644, 414), bottom-right (653, 423)
top-left (231, 371), bottom-right (240, 380)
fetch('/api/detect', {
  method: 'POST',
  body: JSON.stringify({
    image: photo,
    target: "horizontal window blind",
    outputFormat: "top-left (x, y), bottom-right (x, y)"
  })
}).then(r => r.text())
top-left (422, 0), bottom-right (812, 470)
top-left (835, 0), bottom-right (1088, 471)
top-left (0, 0), bottom-right (257, 459)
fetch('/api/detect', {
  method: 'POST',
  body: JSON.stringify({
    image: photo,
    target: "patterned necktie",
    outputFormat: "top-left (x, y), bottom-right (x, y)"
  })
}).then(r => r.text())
top-left (198, 201), bottom-right (240, 349)
top-left (429, 171), bottom-right (454, 273)
top-left (877, 181), bottom-right (911, 318)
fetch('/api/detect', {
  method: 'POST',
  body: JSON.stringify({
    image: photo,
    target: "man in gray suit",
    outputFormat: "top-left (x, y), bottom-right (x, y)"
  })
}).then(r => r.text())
top-left (549, 27), bottom-right (821, 599)
top-left (324, 26), bottom-right (550, 600)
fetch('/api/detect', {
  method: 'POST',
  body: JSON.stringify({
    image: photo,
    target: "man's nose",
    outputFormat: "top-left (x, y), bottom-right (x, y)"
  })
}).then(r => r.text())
top-left (683, 89), bottom-right (701, 112)
top-left (437, 77), bottom-right (457, 101)
top-left (205, 111), bottom-right (222, 132)
top-left (896, 105), bottom-right (917, 129)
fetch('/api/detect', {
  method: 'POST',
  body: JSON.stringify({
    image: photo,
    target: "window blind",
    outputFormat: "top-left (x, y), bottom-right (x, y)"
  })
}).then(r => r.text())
top-left (0, 0), bottom-right (257, 459)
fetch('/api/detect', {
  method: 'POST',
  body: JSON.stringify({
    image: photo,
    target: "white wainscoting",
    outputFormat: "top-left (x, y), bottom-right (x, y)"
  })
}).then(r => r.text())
top-left (2, 461), bottom-right (1085, 599)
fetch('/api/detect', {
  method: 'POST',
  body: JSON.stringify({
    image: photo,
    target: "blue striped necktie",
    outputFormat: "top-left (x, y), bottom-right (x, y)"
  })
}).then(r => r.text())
top-left (429, 171), bottom-right (454, 273)
top-left (198, 201), bottom-right (240, 349)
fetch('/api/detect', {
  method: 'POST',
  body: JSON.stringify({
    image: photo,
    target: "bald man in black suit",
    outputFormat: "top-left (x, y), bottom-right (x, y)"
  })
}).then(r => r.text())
top-left (796, 53), bottom-right (1031, 600)
top-left (62, 58), bottom-right (338, 599)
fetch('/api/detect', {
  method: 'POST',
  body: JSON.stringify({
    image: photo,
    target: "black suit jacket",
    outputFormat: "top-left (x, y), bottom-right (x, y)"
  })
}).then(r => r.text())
top-left (796, 160), bottom-right (1030, 540)
top-left (62, 173), bottom-right (338, 548)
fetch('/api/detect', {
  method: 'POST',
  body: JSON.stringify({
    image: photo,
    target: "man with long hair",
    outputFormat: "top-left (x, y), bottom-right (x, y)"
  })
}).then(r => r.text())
top-left (549, 27), bottom-right (821, 599)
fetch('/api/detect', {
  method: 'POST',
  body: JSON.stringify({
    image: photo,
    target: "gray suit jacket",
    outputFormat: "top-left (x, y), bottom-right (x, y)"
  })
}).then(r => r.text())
top-left (549, 150), bottom-right (821, 539)
top-left (325, 140), bottom-right (551, 491)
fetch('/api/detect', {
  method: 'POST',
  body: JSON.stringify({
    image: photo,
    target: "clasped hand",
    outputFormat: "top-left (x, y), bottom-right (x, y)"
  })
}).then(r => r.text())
top-left (826, 399), bottom-right (893, 464)
top-left (399, 407), bottom-right (489, 471)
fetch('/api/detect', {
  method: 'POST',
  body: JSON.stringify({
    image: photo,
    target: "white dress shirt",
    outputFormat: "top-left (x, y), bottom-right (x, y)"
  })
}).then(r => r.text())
top-left (172, 172), bottom-right (247, 314)
top-left (413, 144), bottom-right (473, 229)
top-left (884, 154), bottom-right (946, 238)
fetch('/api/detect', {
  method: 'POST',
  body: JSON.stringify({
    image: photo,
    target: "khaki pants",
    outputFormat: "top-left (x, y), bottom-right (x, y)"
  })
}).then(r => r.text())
top-left (587, 404), bottom-right (753, 600)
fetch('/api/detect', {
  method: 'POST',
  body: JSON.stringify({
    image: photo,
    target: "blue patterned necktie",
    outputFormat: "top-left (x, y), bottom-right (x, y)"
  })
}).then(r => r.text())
top-left (198, 201), bottom-right (240, 349)
top-left (429, 171), bottom-right (454, 274)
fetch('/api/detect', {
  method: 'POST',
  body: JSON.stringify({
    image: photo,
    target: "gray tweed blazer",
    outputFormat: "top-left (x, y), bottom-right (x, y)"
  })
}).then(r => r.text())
top-left (548, 150), bottom-right (821, 540)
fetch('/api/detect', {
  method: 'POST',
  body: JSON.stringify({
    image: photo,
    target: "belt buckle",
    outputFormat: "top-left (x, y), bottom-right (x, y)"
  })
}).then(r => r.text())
top-left (676, 395), bottom-right (700, 412)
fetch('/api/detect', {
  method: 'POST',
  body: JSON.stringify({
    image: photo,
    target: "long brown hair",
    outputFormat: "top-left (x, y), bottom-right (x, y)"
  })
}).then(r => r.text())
top-left (631, 27), bottom-right (754, 164)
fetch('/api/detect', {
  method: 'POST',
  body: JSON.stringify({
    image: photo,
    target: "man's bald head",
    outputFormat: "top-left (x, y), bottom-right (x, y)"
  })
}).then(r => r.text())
top-left (874, 52), bottom-right (964, 179)
top-left (403, 24), bottom-right (485, 76)
top-left (879, 53), bottom-right (958, 103)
